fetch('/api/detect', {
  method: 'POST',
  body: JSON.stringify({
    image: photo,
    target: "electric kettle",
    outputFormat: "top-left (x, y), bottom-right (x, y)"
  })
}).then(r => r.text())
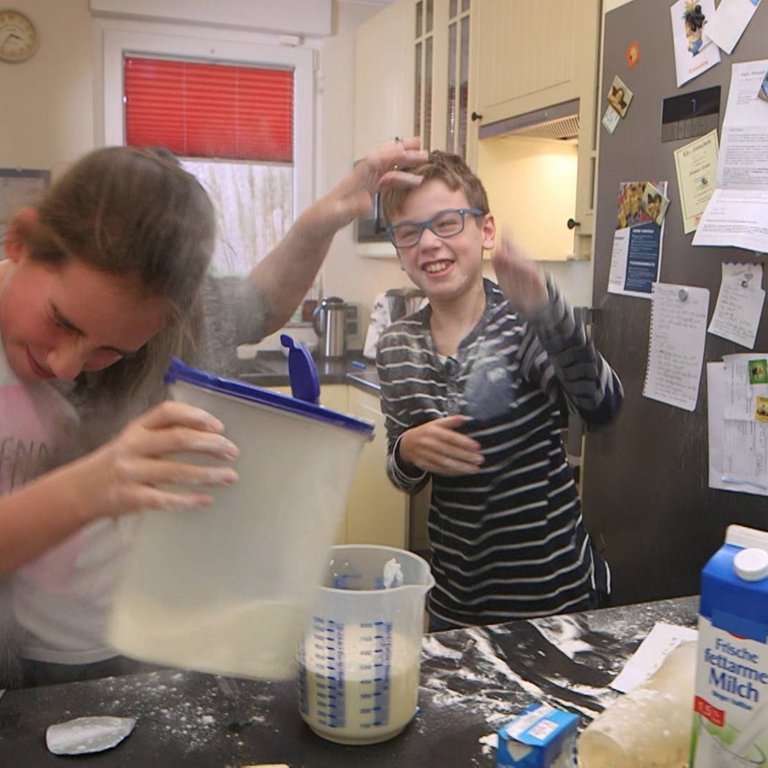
top-left (313, 296), bottom-right (348, 358)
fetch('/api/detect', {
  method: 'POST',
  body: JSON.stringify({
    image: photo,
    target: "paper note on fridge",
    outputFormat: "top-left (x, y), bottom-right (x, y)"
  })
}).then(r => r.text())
top-left (673, 129), bottom-right (719, 234)
top-left (694, 58), bottom-right (768, 251)
top-left (708, 262), bottom-right (765, 348)
top-left (607, 181), bottom-right (668, 299)
top-left (703, 0), bottom-right (762, 56)
top-left (643, 283), bottom-right (710, 411)
top-left (670, 0), bottom-right (721, 87)
top-left (707, 354), bottom-right (768, 492)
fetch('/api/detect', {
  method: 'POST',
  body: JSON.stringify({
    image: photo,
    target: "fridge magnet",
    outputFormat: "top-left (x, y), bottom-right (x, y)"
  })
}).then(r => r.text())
top-left (750, 360), bottom-right (768, 385)
top-left (602, 105), bottom-right (621, 134)
top-left (759, 68), bottom-right (768, 102)
top-left (607, 75), bottom-right (633, 118)
top-left (639, 182), bottom-right (671, 225)
top-left (670, 0), bottom-right (721, 87)
top-left (626, 40), bottom-right (641, 68)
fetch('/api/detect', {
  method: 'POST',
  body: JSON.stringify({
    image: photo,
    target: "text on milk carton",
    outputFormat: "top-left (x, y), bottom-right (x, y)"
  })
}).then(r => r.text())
top-left (697, 635), bottom-right (768, 723)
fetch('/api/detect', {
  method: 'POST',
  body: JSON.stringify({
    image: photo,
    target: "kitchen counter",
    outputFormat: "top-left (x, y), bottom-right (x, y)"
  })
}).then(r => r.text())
top-left (0, 596), bottom-right (698, 767)
top-left (237, 352), bottom-right (380, 393)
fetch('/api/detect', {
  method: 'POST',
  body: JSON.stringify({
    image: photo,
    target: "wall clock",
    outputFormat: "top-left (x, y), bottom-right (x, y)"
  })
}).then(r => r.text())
top-left (0, 9), bottom-right (37, 63)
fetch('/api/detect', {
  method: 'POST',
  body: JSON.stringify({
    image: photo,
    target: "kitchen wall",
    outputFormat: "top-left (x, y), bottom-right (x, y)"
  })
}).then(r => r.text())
top-left (0, 0), bottom-right (629, 343)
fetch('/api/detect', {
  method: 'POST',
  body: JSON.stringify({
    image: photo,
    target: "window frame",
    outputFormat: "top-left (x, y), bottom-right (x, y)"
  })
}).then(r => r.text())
top-left (99, 27), bottom-right (315, 219)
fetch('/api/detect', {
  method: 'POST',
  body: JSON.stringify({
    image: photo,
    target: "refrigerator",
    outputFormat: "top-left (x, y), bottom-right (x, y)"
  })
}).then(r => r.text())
top-left (581, 0), bottom-right (768, 605)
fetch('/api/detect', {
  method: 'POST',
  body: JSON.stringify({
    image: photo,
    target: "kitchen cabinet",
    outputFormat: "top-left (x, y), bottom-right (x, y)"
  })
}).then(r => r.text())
top-left (343, 385), bottom-right (409, 548)
top-left (353, 0), bottom-right (414, 159)
top-left (354, 0), bottom-right (473, 161)
top-left (268, 383), bottom-right (409, 548)
top-left (469, 0), bottom-right (601, 254)
top-left (413, 0), bottom-right (473, 158)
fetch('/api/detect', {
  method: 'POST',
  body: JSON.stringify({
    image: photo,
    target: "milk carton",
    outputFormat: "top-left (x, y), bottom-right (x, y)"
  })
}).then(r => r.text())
top-left (691, 524), bottom-right (768, 768)
top-left (496, 702), bottom-right (578, 768)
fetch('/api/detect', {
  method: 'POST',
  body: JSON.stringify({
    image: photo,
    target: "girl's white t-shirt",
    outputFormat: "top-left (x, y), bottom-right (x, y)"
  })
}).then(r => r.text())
top-left (0, 350), bottom-right (135, 664)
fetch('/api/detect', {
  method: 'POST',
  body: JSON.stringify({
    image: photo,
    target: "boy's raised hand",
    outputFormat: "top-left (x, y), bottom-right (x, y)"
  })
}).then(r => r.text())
top-left (491, 235), bottom-right (549, 316)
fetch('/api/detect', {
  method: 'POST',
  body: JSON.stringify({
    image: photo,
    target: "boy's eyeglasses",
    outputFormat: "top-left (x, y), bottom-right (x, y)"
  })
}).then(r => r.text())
top-left (386, 208), bottom-right (485, 249)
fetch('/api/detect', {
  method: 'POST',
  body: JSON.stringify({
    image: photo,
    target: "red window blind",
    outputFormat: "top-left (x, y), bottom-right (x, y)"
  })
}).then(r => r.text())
top-left (124, 57), bottom-right (294, 163)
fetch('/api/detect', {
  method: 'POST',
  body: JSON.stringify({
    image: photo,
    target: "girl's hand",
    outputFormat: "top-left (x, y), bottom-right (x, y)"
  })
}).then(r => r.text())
top-left (80, 400), bottom-right (239, 519)
top-left (491, 235), bottom-right (549, 316)
top-left (323, 137), bottom-right (428, 229)
top-left (399, 415), bottom-right (484, 476)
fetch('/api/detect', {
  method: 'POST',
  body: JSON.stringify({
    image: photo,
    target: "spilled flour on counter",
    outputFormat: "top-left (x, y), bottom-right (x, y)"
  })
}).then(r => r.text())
top-left (418, 619), bottom-right (623, 741)
top-left (91, 672), bottom-right (273, 755)
top-left (421, 629), bottom-right (544, 722)
top-left (530, 615), bottom-right (596, 659)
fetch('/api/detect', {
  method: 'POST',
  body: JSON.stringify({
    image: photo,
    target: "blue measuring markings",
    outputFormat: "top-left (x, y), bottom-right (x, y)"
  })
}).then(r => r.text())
top-left (308, 618), bottom-right (347, 728)
top-left (364, 621), bottom-right (393, 727)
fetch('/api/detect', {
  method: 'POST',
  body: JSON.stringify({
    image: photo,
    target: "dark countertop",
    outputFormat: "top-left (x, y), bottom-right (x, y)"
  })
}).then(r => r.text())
top-left (237, 352), bottom-right (381, 393)
top-left (0, 596), bottom-right (699, 767)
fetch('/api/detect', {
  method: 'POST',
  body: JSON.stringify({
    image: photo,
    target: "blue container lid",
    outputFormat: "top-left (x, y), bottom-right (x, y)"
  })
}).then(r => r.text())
top-left (165, 358), bottom-right (374, 438)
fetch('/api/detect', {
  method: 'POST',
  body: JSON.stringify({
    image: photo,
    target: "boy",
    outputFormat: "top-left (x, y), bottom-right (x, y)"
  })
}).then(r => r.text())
top-left (376, 151), bottom-right (623, 631)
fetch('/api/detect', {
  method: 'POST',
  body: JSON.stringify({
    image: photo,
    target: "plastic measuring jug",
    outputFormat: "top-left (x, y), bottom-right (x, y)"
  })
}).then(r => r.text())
top-left (299, 544), bottom-right (435, 745)
top-left (107, 359), bottom-right (373, 681)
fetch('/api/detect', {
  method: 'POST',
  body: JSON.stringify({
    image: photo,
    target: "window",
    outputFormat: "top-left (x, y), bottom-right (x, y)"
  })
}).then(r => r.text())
top-left (101, 29), bottom-right (314, 277)
top-left (124, 57), bottom-right (293, 162)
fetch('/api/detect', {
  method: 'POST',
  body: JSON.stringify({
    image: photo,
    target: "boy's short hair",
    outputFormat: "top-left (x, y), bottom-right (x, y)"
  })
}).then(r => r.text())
top-left (380, 150), bottom-right (489, 223)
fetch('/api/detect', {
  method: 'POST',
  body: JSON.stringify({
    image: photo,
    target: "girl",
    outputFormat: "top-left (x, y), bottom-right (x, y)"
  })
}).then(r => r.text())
top-left (0, 146), bottom-right (240, 686)
top-left (0, 138), bottom-right (427, 686)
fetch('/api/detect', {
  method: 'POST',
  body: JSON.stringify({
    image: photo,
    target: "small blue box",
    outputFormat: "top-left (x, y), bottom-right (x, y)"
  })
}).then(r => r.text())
top-left (496, 703), bottom-right (579, 768)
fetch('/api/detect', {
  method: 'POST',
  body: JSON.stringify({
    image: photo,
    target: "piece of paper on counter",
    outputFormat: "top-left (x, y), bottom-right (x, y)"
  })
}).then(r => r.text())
top-left (643, 284), bottom-right (710, 411)
top-left (673, 130), bottom-right (719, 234)
top-left (708, 263), bottom-right (765, 348)
top-left (703, 0), bottom-right (762, 55)
top-left (611, 622), bottom-right (699, 693)
top-left (670, 0), bottom-right (721, 87)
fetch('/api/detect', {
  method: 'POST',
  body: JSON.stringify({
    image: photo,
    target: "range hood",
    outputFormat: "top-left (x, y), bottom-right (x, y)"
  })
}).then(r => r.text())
top-left (478, 98), bottom-right (580, 142)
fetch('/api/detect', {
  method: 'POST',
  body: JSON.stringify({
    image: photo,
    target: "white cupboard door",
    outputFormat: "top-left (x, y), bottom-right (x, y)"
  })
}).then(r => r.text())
top-left (344, 387), bottom-right (409, 549)
top-left (354, 0), bottom-right (415, 159)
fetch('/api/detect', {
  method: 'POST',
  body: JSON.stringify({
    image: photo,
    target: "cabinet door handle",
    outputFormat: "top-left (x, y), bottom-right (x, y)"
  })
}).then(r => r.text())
top-left (471, 111), bottom-right (483, 122)
top-left (567, 218), bottom-right (581, 230)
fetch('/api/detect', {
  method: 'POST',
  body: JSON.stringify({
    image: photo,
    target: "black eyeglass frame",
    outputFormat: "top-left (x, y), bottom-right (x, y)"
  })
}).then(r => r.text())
top-left (385, 207), bottom-right (486, 249)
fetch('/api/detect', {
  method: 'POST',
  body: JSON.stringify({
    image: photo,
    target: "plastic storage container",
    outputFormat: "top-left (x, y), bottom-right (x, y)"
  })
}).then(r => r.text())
top-left (299, 545), bottom-right (434, 744)
top-left (107, 359), bottom-right (373, 681)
